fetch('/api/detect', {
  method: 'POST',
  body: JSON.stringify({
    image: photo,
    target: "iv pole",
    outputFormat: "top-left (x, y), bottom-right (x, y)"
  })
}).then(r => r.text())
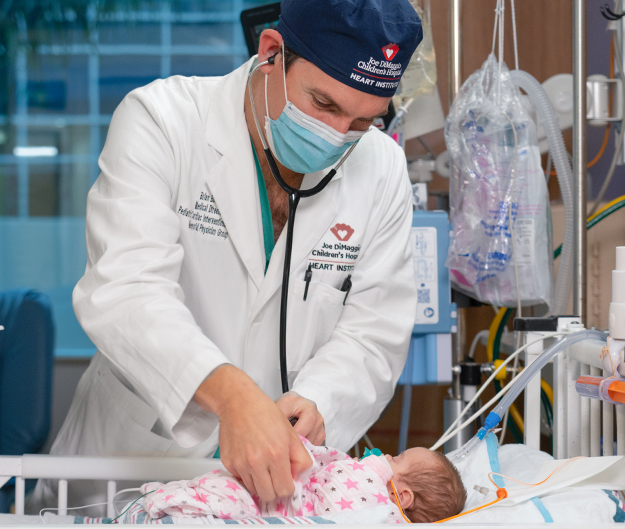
top-left (572, 0), bottom-right (587, 324)
top-left (442, 0), bottom-right (471, 454)
top-left (442, 0), bottom-right (588, 453)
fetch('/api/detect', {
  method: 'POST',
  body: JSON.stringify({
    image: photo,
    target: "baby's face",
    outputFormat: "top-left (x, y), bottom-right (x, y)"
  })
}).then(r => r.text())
top-left (385, 447), bottom-right (433, 479)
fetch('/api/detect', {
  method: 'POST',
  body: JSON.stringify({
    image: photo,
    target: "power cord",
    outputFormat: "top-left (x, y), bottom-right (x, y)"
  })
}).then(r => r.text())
top-left (108, 490), bottom-right (155, 524)
top-left (38, 487), bottom-right (155, 525)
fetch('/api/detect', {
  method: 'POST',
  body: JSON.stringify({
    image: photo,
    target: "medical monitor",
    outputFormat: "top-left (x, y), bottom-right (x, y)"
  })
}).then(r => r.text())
top-left (240, 3), bottom-right (281, 57)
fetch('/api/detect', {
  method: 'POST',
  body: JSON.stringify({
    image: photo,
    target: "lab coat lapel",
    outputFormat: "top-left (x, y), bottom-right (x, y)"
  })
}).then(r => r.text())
top-left (203, 58), bottom-right (265, 290)
top-left (253, 174), bottom-right (338, 314)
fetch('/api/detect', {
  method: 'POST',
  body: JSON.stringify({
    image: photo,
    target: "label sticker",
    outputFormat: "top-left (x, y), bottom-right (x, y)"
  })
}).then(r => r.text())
top-left (514, 218), bottom-right (534, 265)
top-left (412, 227), bottom-right (439, 325)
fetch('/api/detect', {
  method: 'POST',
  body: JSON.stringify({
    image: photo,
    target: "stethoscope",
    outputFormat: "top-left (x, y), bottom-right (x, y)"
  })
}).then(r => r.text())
top-left (248, 53), bottom-right (359, 394)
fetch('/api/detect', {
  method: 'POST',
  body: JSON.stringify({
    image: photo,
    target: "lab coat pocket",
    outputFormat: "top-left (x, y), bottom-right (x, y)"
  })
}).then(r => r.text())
top-left (286, 279), bottom-right (345, 372)
top-left (96, 361), bottom-right (173, 455)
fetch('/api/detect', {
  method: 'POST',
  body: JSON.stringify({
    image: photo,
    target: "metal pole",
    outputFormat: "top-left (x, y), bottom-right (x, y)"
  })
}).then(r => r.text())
top-left (573, 0), bottom-right (587, 323)
top-left (449, 0), bottom-right (462, 104)
top-left (453, 308), bottom-right (464, 397)
top-left (442, 0), bottom-right (467, 453)
top-left (449, 0), bottom-right (462, 399)
top-left (398, 342), bottom-right (414, 454)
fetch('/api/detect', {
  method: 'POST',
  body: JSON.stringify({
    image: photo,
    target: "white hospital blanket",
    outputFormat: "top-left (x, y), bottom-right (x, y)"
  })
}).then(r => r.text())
top-left (449, 433), bottom-right (623, 524)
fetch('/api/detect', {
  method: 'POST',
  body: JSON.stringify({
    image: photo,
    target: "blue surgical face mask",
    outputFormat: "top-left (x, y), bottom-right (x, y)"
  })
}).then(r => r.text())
top-left (262, 47), bottom-right (370, 174)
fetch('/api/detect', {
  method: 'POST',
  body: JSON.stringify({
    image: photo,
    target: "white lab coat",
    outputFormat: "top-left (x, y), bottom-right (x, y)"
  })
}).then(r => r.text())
top-left (48, 57), bottom-right (416, 466)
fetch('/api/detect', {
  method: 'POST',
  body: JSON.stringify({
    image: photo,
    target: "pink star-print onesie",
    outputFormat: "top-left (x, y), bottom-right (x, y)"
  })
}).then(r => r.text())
top-left (140, 437), bottom-right (405, 522)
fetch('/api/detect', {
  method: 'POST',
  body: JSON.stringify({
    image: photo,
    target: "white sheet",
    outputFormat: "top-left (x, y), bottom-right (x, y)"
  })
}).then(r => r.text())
top-left (448, 433), bottom-right (621, 524)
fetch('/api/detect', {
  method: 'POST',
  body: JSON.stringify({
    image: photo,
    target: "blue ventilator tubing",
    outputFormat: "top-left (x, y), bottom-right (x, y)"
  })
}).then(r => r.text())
top-left (475, 329), bottom-right (607, 440)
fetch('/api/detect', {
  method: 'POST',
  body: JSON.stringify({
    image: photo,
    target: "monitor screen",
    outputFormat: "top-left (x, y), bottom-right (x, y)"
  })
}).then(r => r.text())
top-left (240, 3), bottom-right (281, 57)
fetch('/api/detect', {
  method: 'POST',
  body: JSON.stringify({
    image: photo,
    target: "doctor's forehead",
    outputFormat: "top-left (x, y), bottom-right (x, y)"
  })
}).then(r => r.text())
top-left (288, 59), bottom-right (390, 119)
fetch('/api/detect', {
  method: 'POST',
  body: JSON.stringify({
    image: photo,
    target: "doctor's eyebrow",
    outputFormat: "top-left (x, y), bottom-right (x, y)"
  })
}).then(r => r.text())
top-left (364, 108), bottom-right (389, 120)
top-left (308, 88), bottom-right (389, 120)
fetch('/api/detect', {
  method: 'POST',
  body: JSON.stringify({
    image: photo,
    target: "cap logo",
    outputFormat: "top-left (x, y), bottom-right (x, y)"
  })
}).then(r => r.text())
top-left (331, 223), bottom-right (354, 242)
top-left (382, 43), bottom-right (399, 61)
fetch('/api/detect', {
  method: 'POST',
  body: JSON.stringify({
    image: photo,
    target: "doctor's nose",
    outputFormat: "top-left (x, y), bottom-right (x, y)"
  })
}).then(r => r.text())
top-left (324, 116), bottom-right (352, 134)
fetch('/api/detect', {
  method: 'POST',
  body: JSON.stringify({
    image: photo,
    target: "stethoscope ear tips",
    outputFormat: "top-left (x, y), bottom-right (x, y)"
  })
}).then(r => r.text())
top-left (258, 53), bottom-right (278, 68)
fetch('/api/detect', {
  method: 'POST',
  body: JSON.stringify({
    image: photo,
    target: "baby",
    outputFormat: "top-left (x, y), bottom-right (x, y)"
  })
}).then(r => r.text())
top-left (385, 447), bottom-right (467, 522)
top-left (141, 438), bottom-right (466, 524)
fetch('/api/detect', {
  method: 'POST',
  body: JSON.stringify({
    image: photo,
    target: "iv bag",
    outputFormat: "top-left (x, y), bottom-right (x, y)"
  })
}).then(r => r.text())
top-left (395, 0), bottom-right (437, 99)
top-left (445, 54), bottom-right (553, 308)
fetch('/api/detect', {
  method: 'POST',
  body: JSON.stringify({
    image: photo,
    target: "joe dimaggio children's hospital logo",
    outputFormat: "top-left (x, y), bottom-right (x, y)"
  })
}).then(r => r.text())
top-left (350, 42), bottom-right (401, 90)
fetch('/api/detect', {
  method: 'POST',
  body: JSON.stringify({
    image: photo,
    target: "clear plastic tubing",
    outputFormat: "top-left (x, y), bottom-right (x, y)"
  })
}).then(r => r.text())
top-left (576, 374), bottom-right (625, 405)
top-left (447, 434), bottom-right (482, 465)
top-left (479, 329), bottom-right (606, 437)
top-left (509, 70), bottom-right (574, 316)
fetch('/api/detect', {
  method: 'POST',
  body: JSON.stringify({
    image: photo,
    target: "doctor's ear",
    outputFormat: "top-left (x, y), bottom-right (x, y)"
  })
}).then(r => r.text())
top-left (258, 29), bottom-right (283, 74)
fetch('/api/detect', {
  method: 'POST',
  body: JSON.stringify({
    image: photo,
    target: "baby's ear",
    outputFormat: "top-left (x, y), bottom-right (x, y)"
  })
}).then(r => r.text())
top-left (399, 487), bottom-right (414, 510)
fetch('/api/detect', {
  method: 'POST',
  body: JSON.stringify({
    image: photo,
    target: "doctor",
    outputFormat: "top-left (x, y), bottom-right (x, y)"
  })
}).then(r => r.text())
top-left (30, 0), bottom-right (422, 513)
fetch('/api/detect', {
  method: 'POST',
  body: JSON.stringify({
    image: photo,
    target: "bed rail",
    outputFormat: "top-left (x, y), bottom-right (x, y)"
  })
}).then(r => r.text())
top-left (522, 325), bottom-right (625, 459)
top-left (0, 455), bottom-right (223, 517)
top-left (554, 339), bottom-right (625, 458)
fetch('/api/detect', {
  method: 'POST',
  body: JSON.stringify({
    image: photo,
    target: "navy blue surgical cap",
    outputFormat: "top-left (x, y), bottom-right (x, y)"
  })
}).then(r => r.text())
top-left (275, 0), bottom-right (423, 97)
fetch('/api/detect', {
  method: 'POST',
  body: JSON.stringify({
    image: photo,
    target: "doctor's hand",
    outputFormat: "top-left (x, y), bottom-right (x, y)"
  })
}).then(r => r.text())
top-left (195, 365), bottom-right (313, 503)
top-left (276, 391), bottom-right (325, 446)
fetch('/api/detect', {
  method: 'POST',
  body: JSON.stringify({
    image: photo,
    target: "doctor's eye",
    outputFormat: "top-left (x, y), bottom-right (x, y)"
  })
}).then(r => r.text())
top-left (311, 96), bottom-right (335, 111)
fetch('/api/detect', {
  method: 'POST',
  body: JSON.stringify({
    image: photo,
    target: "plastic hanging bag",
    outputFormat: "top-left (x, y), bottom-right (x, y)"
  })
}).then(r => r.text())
top-left (445, 54), bottom-right (553, 307)
top-left (394, 0), bottom-right (437, 99)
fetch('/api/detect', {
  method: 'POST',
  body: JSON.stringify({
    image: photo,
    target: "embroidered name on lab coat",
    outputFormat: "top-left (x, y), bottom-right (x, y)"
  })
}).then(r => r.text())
top-left (178, 192), bottom-right (229, 240)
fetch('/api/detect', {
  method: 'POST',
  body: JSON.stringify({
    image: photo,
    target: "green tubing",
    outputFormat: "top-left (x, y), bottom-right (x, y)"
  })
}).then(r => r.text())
top-left (554, 198), bottom-right (625, 260)
top-left (587, 200), bottom-right (625, 229)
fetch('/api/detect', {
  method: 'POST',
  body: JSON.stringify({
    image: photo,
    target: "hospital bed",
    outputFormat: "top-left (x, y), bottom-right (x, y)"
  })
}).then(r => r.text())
top-left (0, 334), bottom-right (623, 527)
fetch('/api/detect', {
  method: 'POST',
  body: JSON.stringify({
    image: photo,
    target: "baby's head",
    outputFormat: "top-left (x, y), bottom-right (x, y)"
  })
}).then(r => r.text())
top-left (385, 447), bottom-right (466, 523)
